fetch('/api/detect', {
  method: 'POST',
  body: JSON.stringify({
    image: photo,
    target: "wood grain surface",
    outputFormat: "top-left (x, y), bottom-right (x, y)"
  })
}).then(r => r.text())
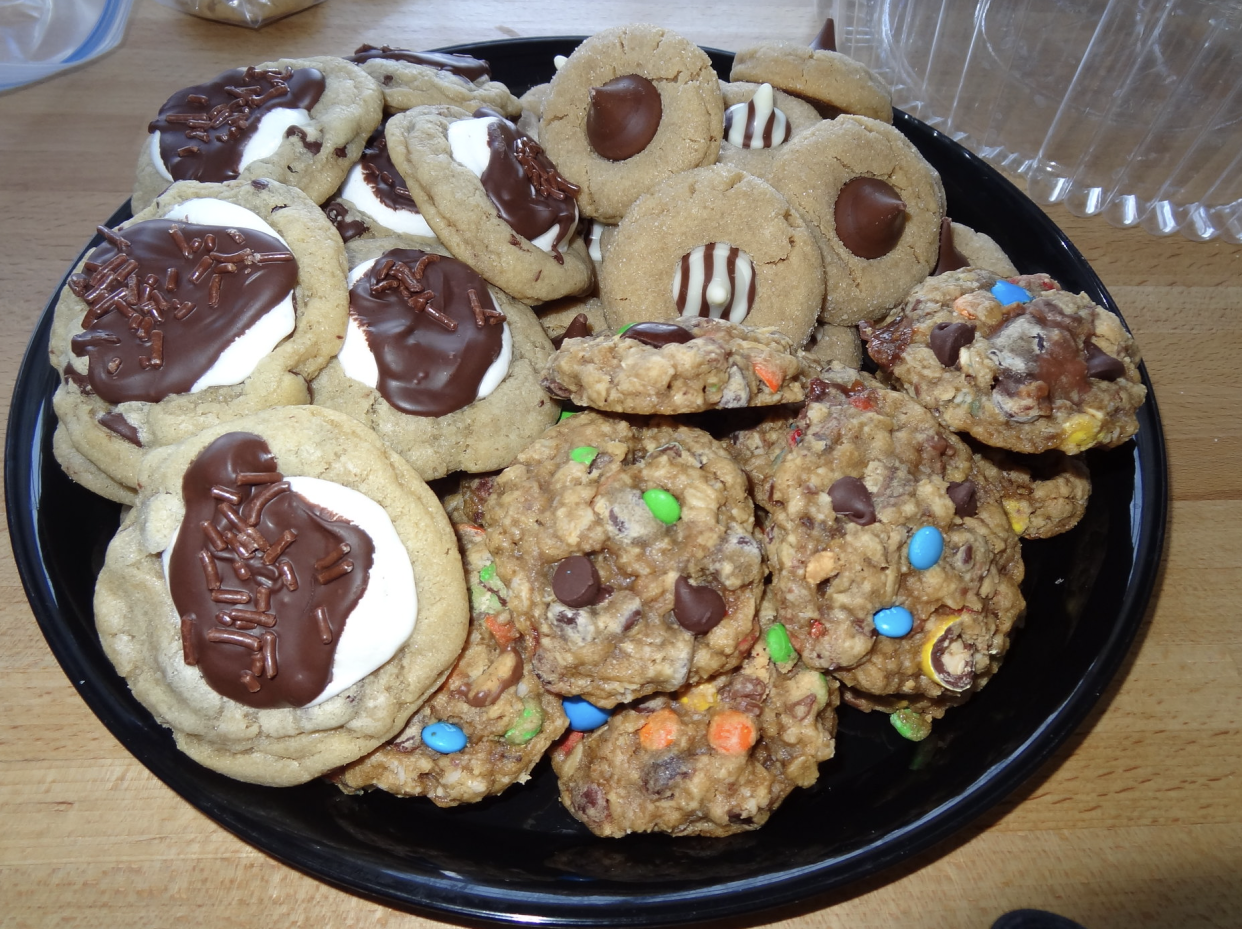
top-left (1, 2), bottom-right (1239, 927)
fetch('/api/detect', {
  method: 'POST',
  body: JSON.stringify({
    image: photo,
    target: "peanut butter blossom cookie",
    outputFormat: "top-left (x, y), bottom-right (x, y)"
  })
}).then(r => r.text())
top-left (50, 179), bottom-right (349, 504)
top-left (134, 57), bottom-right (383, 212)
top-left (93, 406), bottom-right (468, 786)
top-left (484, 412), bottom-right (765, 709)
top-left (729, 39), bottom-right (892, 122)
top-left (386, 104), bottom-right (593, 304)
top-left (552, 641), bottom-right (838, 837)
top-left (542, 316), bottom-right (807, 414)
top-left (862, 269), bottom-right (1146, 454)
top-left (309, 238), bottom-right (558, 479)
top-left (539, 24), bottom-right (726, 223)
top-left (728, 367), bottom-right (1025, 717)
top-left (716, 81), bottom-right (822, 180)
top-left (346, 44), bottom-right (521, 117)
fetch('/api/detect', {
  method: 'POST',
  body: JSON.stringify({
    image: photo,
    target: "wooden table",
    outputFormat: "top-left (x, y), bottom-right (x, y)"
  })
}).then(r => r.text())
top-left (2, 2), bottom-right (1239, 926)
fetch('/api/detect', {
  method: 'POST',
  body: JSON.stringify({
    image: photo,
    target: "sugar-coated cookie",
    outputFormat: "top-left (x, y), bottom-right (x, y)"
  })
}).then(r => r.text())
top-left (730, 41), bottom-right (892, 122)
top-left (716, 81), bottom-right (822, 180)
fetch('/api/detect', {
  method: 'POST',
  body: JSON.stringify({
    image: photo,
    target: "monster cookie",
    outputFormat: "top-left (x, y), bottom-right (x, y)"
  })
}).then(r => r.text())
top-left (346, 44), bottom-right (521, 117)
top-left (599, 165), bottom-right (824, 345)
top-left (768, 115), bottom-right (945, 325)
top-left (729, 40), bottom-right (892, 122)
top-left (386, 105), bottom-right (593, 304)
top-left (93, 406), bottom-right (469, 785)
top-left (50, 179), bottom-right (349, 504)
top-left (327, 122), bottom-right (438, 241)
top-left (134, 57), bottom-right (383, 213)
top-left (309, 238), bottom-right (559, 479)
top-left (972, 446), bottom-right (1092, 540)
top-left (542, 317), bottom-right (807, 414)
top-left (484, 412), bottom-right (765, 708)
top-left (862, 269), bottom-right (1146, 454)
top-left (336, 521), bottom-right (567, 805)
top-left (730, 367), bottom-right (1025, 716)
top-left (539, 24), bottom-right (726, 223)
top-left (551, 641), bottom-right (838, 837)
top-left (716, 81), bottom-right (822, 179)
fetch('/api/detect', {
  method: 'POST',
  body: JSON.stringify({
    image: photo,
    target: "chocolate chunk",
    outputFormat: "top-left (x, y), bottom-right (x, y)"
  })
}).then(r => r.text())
top-left (810, 17), bottom-right (837, 52)
top-left (672, 576), bottom-right (726, 634)
top-left (828, 476), bottom-right (876, 525)
top-left (946, 480), bottom-right (978, 517)
top-left (933, 216), bottom-right (969, 275)
top-left (622, 321), bottom-right (693, 348)
top-left (640, 755), bottom-right (690, 798)
top-left (1084, 341), bottom-right (1126, 381)
top-left (834, 177), bottom-right (907, 259)
top-left (97, 411), bottom-right (142, 447)
top-left (586, 74), bottom-right (662, 161)
top-left (324, 199), bottom-right (368, 242)
top-left (552, 555), bottom-right (602, 607)
top-left (929, 321), bottom-right (976, 367)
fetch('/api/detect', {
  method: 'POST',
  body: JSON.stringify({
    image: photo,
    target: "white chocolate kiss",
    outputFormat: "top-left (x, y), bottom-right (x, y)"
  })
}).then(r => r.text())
top-left (672, 243), bottom-right (756, 323)
top-left (163, 475), bottom-right (417, 708)
top-left (724, 84), bottom-right (790, 150)
top-left (160, 198), bottom-right (297, 393)
top-left (338, 161), bottom-right (437, 239)
top-left (150, 107), bottom-right (315, 182)
top-left (445, 116), bottom-right (577, 254)
top-left (337, 256), bottom-right (513, 403)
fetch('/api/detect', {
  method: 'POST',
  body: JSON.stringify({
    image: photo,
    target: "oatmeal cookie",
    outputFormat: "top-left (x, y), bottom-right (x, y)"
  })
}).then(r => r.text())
top-left (345, 44), bottom-right (521, 117)
top-left (484, 412), bottom-right (765, 708)
top-left (862, 269), bottom-right (1146, 454)
top-left (539, 24), bottom-right (725, 223)
top-left (972, 445), bottom-right (1092, 540)
top-left (542, 316), bottom-right (807, 414)
top-left (730, 41), bottom-right (892, 122)
top-left (134, 56), bottom-right (383, 213)
top-left (93, 405), bottom-right (469, 785)
top-left (551, 641), bottom-right (838, 837)
top-left (309, 238), bottom-right (558, 479)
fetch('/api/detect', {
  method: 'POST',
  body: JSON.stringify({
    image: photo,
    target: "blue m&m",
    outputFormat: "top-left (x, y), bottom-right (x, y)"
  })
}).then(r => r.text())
top-left (422, 721), bottom-right (468, 754)
top-left (563, 696), bottom-right (611, 731)
top-left (908, 526), bottom-right (944, 570)
top-left (873, 605), bottom-right (914, 638)
top-left (990, 280), bottom-right (1030, 306)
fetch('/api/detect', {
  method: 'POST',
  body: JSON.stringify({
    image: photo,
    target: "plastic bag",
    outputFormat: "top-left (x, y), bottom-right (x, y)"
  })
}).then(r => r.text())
top-left (151, 0), bottom-right (326, 28)
top-left (0, 0), bottom-right (135, 93)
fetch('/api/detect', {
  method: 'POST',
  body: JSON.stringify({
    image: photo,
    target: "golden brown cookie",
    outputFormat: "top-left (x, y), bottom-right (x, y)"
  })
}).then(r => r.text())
top-left (345, 44), bottom-right (521, 116)
top-left (730, 41), bottom-right (892, 122)
top-left (716, 81), bottom-right (822, 180)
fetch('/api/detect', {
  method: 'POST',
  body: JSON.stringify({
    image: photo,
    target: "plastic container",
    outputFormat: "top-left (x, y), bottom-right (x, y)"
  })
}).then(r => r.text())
top-left (827, 0), bottom-right (1242, 243)
top-left (0, 0), bottom-right (135, 93)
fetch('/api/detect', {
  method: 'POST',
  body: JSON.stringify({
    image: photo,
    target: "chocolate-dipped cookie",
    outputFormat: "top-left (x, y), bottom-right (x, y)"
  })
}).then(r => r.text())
top-left (345, 44), bottom-right (521, 117)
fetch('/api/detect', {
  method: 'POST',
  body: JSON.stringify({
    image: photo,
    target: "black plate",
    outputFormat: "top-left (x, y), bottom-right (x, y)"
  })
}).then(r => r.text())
top-left (5, 37), bottom-right (1167, 927)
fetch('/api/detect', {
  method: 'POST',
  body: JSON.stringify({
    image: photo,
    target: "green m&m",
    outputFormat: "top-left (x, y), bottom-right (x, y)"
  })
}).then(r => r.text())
top-left (642, 488), bottom-right (681, 524)
top-left (571, 446), bottom-right (598, 465)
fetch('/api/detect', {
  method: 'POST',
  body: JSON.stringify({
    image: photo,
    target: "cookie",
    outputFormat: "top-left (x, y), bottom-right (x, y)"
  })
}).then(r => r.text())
top-left (516, 81), bottom-right (551, 141)
top-left (730, 41), bottom-right (892, 122)
top-left (768, 115), bottom-right (946, 325)
top-left (716, 81), bottom-right (822, 180)
top-left (972, 446), bottom-right (1092, 540)
top-left (729, 367), bottom-right (1026, 716)
top-left (539, 24), bottom-right (725, 223)
top-left (386, 105), bottom-right (594, 304)
top-left (93, 405), bottom-right (469, 785)
top-left (51, 179), bottom-right (349, 504)
top-left (345, 44), bottom-right (521, 117)
top-left (862, 269), bottom-right (1147, 454)
top-left (535, 293), bottom-right (610, 345)
top-left (336, 520), bottom-right (567, 805)
top-left (542, 316), bottom-right (807, 414)
top-left (599, 164), bottom-right (824, 346)
top-left (551, 641), bottom-right (838, 837)
top-left (802, 321), bottom-right (863, 369)
top-left (484, 411), bottom-right (765, 708)
top-left (934, 218), bottom-right (1018, 278)
top-left (134, 57), bottom-right (383, 213)
top-left (327, 122), bottom-right (439, 240)
top-left (309, 238), bottom-right (559, 479)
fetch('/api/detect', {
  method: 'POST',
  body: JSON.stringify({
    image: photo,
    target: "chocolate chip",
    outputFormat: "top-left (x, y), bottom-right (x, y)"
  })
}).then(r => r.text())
top-left (834, 176), bottom-right (906, 259)
top-left (622, 321), bottom-right (693, 347)
top-left (586, 74), bottom-right (662, 161)
top-left (672, 576), bottom-right (726, 634)
top-left (552, 555), bottom-right (601, 607)
top-left (933, 216), bottom-right (969, 275)
top-left (929, 321), bottom-right (976, 367)
top-left (828, 476), bottom-right (876, 525)
top-left (947, 480), bottom-right (978, 517)
top-left (640, 755), bottom-right (690, 798)
top-left (1084, 341), bottom-right (1126, 381)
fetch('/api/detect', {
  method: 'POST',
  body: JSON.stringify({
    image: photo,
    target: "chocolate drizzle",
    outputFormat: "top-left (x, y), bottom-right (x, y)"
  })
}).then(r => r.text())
top-left (168, 433), bottom-right (374, 708)
top-left (149, 67), bottom-right (325, 182)
top-left (68, 219), bottom-right (297, 404)
top-left (349, 249), bottom-right (505, 416)
top-left (586, 74), bottom-right (662, 161)
top-left (358, 126), bottom-right (420, 212)
top-left (348, 44), bottom-right (491, 83)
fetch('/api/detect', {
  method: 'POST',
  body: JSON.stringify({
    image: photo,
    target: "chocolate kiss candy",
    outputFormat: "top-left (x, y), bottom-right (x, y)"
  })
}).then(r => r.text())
top-left (623, 321), bottom-right (693, 347)
top-left (946, 480), bottom-right (978, 518)
top-left (834, 176), bottom-right (907, 259)
top-left (933, 216), bottom-right (969, 275)
top-left (810, 17), bottom-right (837, 52)
top-left (586, 74), bottom-right (662, 161)
top-left (561, 312), bottom-right (592, 341)
top-left (828, 476), bottom-right (876, 525)
top-left (673, 576), bottom-right (726, 634)
top-left (552, 555), bottom-right (601, 607)
top-left (1084, 341), bottom-right (1126, 381)
top-left (929, 321), bottom-right (975, 367)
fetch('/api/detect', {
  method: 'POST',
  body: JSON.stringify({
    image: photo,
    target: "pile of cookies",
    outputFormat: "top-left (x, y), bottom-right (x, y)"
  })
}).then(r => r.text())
top-left (47, 21), bottom-right (1146, 838)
